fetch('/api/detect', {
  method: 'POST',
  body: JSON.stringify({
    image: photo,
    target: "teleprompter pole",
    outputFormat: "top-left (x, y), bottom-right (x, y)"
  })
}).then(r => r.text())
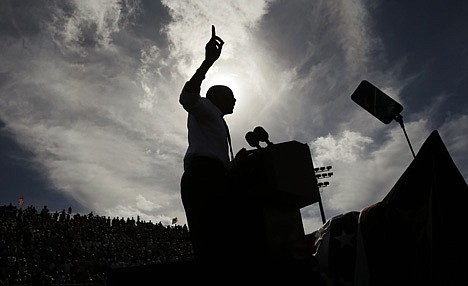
top-left (394, 114), bottom-right (416, 159)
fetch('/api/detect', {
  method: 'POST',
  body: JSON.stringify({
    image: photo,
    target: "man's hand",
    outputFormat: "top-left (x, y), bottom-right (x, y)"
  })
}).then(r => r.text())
top-left (182, 25), bottom-right (224, 94)
top-left (205, 25), bottom-right (224, 64)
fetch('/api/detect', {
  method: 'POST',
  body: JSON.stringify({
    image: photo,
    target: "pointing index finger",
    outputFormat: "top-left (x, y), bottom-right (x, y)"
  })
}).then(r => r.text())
top-left (212, 25), bottom-right (215, 38)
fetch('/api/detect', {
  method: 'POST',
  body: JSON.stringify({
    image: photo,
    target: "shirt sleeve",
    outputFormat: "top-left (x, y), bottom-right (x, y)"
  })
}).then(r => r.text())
top-left (179, 63), bottom-right (213, 116)
top-left (179, 82), bottom-right (200, 110)
top-left (179, 86), bottom-right (213, 118)
top-left (183, 69), bottom-right (205, 94)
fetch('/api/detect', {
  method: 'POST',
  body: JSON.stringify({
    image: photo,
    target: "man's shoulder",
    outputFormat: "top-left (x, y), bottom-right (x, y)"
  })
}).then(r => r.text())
top-left (186, 97), bottom-right (222, 117)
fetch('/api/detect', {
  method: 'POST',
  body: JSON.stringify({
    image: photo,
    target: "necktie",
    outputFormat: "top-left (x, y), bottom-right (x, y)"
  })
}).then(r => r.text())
top-left (223, 119), bottom-right (234, 162)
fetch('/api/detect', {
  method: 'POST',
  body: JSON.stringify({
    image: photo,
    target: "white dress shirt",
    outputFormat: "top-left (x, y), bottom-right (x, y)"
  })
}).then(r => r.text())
top-left (180, 90), bottom-right (230, 170)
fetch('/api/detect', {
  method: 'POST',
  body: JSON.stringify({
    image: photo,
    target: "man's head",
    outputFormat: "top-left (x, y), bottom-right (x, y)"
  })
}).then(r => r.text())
top-left (206, 85), bottom-right (236, 115)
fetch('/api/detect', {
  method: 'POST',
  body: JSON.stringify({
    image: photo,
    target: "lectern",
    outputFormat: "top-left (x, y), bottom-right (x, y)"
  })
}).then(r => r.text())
top-left (229, 140), bottom-right (321, 262)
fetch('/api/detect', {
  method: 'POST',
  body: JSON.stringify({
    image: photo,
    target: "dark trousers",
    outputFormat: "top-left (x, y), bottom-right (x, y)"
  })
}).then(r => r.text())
top-left (181, 156), bottom-right (230, 264)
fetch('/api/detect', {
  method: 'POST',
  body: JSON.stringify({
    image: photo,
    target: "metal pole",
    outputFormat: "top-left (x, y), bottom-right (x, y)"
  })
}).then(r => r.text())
top-left (395, 114), bottom-right (416, 158)
top-left (318, 195), bottom-right (326, 224)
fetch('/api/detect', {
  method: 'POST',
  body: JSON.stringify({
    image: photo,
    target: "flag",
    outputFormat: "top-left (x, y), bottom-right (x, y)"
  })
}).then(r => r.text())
top-left (311, 130), bottom-right (468, 285)
top-left (172, 217), bottom-right (178, 224)
top-left (18, 197), bottom-right (24, 207)
top-left (313, 211), bottom-right (360, 286)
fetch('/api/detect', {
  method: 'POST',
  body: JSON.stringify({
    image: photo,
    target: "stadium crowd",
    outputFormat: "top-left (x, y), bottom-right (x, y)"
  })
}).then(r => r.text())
top-left (0, 204), bottom-right (194, 285)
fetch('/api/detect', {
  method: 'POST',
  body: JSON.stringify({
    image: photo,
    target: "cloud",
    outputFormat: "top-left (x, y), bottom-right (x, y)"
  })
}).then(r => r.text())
top-left (0, 0), bottom-right (279, 225)
top-left (310, 131), bottom-right (373, 165)
top-left (239, 0), bottom-right (396, 147)
top-left (0, 0), bottom-right (184, 220)
top-left (46, 0), bottom-right (137, 56)
top-left (161, 0), bottom-right (272, 63)
top-left (2, 0), bottom-right (467, 232)
top-left (136, 194), bottom-right (161, 211)
top-left (301, 118), bottom-right (432, 233)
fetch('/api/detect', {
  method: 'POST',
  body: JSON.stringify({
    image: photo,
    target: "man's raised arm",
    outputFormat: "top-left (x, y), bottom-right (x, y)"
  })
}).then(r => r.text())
top-left (182, 25), bottom-right (224, 95)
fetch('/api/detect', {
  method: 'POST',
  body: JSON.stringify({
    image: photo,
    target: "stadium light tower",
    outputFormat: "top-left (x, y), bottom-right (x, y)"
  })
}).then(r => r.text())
top-left (314, 165), bottom-right (333, 224)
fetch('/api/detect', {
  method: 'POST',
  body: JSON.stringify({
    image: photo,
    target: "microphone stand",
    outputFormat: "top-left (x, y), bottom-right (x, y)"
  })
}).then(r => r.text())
top-left (394, 114), bottom-right (416, 159)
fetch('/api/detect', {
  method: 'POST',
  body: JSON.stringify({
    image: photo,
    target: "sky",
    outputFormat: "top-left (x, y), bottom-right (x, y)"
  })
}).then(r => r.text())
top-left (1, 0), bottom-right (467, 234)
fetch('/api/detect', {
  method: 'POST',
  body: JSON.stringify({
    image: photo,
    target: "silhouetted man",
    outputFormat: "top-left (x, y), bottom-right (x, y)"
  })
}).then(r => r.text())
top-left (179, 25), bottom-right (236, 265)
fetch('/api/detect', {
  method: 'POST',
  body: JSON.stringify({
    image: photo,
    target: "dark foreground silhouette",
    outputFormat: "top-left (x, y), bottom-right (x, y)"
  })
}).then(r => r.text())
top-left (2, 131), bottom-right (465, 285)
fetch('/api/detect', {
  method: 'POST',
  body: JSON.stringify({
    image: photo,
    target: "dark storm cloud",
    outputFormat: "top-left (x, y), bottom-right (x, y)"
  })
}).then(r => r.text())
top-left (256, 0), bottom-right (381, 139)
top-left (367, 1), bottom-right (468, 126)
top-left (0, 0), bottom-right (54, 38)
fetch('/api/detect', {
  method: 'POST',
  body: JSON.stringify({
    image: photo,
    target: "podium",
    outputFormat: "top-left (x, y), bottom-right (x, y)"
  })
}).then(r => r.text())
top-left (228, 140), bottom-right (321, 262)
top-left (106, 141), bottom-right (324, 284)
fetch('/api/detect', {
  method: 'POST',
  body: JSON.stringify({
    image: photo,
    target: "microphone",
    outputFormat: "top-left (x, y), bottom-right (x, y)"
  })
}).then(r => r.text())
top-left (245, 131), bottom-right (261, 149)
top-left (253, 126), bottom-right (273, 146)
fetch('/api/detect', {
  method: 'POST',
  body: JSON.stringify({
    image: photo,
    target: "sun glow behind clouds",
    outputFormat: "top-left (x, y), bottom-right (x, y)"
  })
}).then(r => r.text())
top-left (203, 70), bottom-right (248, 111)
